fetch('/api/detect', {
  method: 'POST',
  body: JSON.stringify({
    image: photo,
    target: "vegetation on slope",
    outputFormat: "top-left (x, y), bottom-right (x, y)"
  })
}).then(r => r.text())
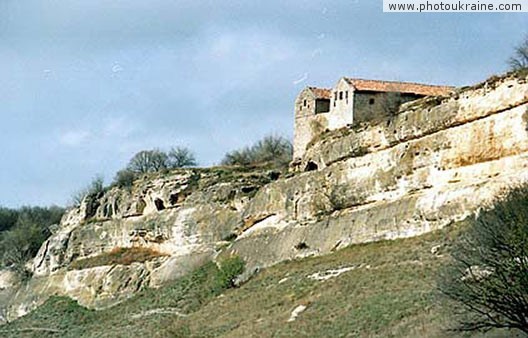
top-left (0, 206), bottom-right (64, 277)
top-left (68, 247), bottom-right (169, 270)
top-left (440, 186), bottom-right (528, 334)
top-left (5, 225), bottom-right (518, 338)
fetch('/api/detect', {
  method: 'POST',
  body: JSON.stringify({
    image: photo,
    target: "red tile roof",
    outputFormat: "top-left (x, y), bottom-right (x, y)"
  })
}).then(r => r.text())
top-left (307, 87), bottom-right (332, 99)
top-left (343, 78), bottom-right (454, 96)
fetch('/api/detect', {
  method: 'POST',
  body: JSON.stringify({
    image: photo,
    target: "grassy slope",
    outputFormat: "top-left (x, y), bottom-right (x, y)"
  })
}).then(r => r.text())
top-left (0, 225), bottom-right (520, 338)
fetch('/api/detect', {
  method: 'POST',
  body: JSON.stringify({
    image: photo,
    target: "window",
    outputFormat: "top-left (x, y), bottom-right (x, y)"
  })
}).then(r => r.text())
top-left (303, 99), bottom-right (307, 107)
top-left (339, 91), bottom-right (343, 100)
top-left (334, 92), bottom-right (338, 100)
top-left (369, 98), bottom-right (375, 105)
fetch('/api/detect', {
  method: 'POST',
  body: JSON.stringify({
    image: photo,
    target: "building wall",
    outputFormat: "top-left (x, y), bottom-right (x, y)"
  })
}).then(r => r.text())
top-left (328, 79), bottom-right (354, 130)
top-left (353, 92), bottom-right (422, 124)
top-left (294, 89), bottom-right (329, 159)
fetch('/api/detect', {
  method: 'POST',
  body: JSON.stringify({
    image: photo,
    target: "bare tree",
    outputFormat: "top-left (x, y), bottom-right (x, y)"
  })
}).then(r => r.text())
top-left (168, 147), bottom-right (197, 168)
top-left (438, 186), bottom-right (528, 335)
top-left (127, 150), bottom-right (168, 173)
top-left (70, 175), bottom-right (105, 207)
top-left (508, 35), bottom-right (528, 70)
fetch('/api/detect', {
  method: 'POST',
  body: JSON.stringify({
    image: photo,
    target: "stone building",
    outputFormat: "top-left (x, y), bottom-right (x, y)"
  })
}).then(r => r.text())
top-left (293, 77), bottom-right (454, 159)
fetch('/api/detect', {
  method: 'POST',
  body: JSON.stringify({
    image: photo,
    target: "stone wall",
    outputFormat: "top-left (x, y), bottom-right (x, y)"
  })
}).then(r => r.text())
top-left (293, 88), bottom-right (329, 159)
top-left (353, 91), bottom-right (421, 123)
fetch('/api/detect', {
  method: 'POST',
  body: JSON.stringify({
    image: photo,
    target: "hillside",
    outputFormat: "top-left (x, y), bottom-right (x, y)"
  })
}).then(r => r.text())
top-left (2, 224), bottom-right (523, 337)
top-left (0, 70), bottom-right (527, 335)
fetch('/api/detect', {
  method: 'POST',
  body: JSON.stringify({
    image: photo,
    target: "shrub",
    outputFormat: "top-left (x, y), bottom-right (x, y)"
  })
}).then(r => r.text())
top-left (214, 255), bottom-right (245, 290)
top-left (221, 135), bottom-right (293, 168)
top-left (71, 175), bottom-right (105, 207)
top-left (112, 169), bottom-right (137, 189)
top-left (439, 186), bottom-right (528, 334)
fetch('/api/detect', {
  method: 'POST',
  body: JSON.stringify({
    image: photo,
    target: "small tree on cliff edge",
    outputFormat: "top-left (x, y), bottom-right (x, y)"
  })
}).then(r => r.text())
top-left (168, 146), bottom-right (197, 168)
top-left (508, 34), bottom-right (528, 70)
top-left (438, 186), bottom-right (528, 334)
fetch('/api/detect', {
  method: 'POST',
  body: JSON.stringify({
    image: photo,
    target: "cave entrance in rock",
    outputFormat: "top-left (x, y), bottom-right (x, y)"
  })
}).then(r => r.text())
top-left (154, 198), bottom-right (165, 211)
top-left (305, 161), bottom-right (318, 172)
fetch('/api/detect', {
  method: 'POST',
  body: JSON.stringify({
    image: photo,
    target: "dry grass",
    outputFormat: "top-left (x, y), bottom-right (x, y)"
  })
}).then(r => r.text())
top-left (69, 246), bottom-right (167, 270)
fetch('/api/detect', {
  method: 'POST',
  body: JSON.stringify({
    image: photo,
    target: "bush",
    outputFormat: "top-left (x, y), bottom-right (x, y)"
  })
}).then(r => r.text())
top-left (71, 175), bottom-right (105, 207)
top-left (439, 186), bottom-right (528, 334)
top-left (112, 169), bottom-right (137, 189)
top-left (214, 255), bottom-right (245, 290)
top-left (221, 135), bottom-right (293, 168)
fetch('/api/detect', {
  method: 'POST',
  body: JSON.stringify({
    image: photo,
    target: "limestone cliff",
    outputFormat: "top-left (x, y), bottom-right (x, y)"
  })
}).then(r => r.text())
top-left (3, 70), bottom-right (528, 321)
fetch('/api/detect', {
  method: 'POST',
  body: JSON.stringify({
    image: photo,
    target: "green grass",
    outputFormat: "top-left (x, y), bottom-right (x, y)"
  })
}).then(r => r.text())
top-left (1, 226), bottom-right (521, 337)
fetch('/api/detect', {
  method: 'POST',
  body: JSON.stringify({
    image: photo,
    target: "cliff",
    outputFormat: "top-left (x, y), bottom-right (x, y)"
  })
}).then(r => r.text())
top-left (2, 70), bottom-right (528, 321)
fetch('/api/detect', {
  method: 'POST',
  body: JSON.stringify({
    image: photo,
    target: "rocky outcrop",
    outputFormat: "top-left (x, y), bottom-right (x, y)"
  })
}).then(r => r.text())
top-left (3, 168), bottom-right (278, 321)
top-left (226, 71), bottom-right (528, 274)
top-left (3, 71), bottom-right (528, 322)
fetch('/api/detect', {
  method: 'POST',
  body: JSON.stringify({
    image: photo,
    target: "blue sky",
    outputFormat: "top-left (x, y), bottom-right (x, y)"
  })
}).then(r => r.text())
top-left (0, 1), bottom-right (526, 207)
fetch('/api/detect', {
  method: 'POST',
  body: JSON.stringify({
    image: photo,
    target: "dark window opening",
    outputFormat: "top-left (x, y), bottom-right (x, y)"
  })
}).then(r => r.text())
top-left (303, 99), bottom-right (307, 107)
top-left (154, 198), bottom-right (165, 211)
top-left (339, 91), bottom-right (343, 100)
top-left (334, 92), bottom-right (338, 100)
top-left (369, 98), bottom-right (375, 105)
top-left (315, 99), bottom-right (330, 114)
top-left (305, 161), bottom-right (318, 172)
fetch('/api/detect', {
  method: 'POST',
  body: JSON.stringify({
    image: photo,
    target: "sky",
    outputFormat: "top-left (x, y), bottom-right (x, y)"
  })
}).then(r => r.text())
top-left (0, 0), bottom-right (526, 207)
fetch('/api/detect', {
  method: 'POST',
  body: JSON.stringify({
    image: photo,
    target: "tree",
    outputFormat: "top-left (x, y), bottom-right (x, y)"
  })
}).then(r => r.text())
top-left (221, 135), bottom-right (293, 167)
top-left (439, 186), bottom-right (528, 334)
top-left (508, 35), bottom-right (528, 70)
top-left (127, 149), bottom-right (168, 173)
top-left (0, 207), bottom-right (19, 232)
top-left (0, 206), bottom-right (64, 278)
top-left (253, 135), bottom-right (293, 165)
top-left (168, 146), bottom-right (197, 168)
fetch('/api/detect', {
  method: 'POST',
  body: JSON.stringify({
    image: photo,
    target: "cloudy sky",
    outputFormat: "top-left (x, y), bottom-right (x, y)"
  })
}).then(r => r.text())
top-left (0, 1), bottom-right (526, 207)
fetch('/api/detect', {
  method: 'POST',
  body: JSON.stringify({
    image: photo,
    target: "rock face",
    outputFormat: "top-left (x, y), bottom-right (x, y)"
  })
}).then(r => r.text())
top-left (3, 71), bottom-right (528, 321)
top-left (227, 72), bottom-right (528, 275)
top-left (3, 168), bottom-right (277, 321)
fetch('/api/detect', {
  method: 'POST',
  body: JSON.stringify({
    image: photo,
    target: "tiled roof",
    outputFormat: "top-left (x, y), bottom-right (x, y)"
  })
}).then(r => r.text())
top-left (343, 78), bottom-right (454, 96)
top-left (307, 87), bottom-right (332, 99)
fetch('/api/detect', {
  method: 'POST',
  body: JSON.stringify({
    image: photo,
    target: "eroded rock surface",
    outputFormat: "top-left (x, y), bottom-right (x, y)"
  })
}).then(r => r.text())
top-left (3, 71), bottom-right (528, 322)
